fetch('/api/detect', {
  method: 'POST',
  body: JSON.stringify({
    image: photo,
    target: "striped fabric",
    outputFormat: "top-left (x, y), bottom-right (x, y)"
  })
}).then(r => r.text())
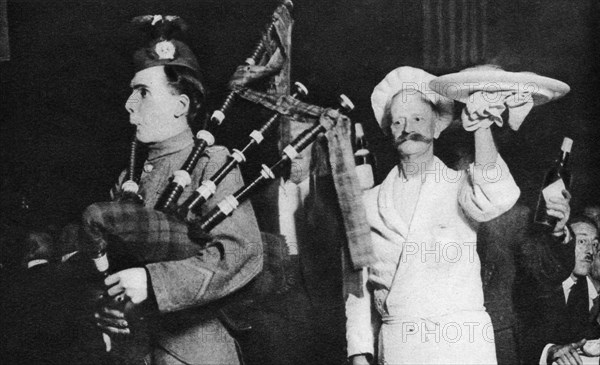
top-left (422, 0), bottom-right (488, 70)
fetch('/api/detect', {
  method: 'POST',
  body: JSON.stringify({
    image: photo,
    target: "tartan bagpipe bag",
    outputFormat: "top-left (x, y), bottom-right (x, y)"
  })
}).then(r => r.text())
top-left (80, 199), bottom-right (293, 307)
top-left (80, 201), bottom-right (207, 268)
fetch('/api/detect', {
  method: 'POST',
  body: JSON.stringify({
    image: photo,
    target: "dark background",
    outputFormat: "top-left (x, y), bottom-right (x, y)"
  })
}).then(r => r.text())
top-left (1, 0), bottom-right (599, 228)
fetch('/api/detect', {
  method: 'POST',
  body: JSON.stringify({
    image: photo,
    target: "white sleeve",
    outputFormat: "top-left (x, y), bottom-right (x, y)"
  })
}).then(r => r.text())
top-left (459, 154), bottom-right (520, 222)
top-left (346, 267), bottom-right (375, 358)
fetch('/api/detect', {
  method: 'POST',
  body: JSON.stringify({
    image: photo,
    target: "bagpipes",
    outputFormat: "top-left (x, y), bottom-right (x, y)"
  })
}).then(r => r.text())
top-left (81, 98), bottom-right (353, 359)
top-left (83, 1), bottom-right (296, 353)
top-left (176, 81), bottom-right (308, 218)
top-left (84, 0), bottom-right (306, 273)
top-left (81, 96), bottom-right (354, 276)
top-left (154, 0), bottom-right (294, 213)
top-left (81, 0), bottom-right (376, 356)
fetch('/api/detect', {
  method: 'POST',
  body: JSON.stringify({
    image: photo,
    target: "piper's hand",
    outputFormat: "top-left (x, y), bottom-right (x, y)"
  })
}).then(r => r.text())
top-left (547, 339), bottom-right (586, 365)
top-left (95, 304), bottom-right (131, 336)
top-left (548, 189), bottom-right (572, 235)
top-left (105, 268), bottom-right (148, 305)
top-left (582, 338), bottom-right (600, 357)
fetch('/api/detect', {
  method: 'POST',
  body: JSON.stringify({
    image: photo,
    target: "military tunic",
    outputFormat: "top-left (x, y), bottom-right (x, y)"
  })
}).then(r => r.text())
top-left (113, 129), bottom-right (262, 365)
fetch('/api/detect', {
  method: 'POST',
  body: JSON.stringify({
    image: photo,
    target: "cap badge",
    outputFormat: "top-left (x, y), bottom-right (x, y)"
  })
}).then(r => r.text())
top-left (155, 40), bottom-right (175, 60)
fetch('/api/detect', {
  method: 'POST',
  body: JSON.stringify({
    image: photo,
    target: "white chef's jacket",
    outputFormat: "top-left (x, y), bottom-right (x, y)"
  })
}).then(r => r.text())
top-left (346, 155), bottom-right (520, 364)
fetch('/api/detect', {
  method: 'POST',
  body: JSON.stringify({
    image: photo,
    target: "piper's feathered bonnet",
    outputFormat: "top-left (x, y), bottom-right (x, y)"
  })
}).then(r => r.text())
top-left (132, 15), bottom-right (200, 73)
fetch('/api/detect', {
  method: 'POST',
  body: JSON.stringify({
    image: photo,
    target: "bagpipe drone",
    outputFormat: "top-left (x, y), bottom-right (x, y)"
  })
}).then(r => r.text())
top-left (82, 97), bottom-right (354, 280)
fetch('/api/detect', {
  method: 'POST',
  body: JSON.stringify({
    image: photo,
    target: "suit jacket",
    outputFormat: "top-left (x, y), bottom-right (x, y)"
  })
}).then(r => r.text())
top-left (236, 170), bottom-right (347, 365)
top-left (519, 277), bottom-right (600, 364)
top-left (252, 176), bottom-right (346, 305)
top-left (478, 204), bottom-right (575, 365)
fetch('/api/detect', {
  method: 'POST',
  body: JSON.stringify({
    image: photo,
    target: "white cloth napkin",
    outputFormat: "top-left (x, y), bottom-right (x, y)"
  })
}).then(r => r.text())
top-left (461, 90), bottom-right (534, 132)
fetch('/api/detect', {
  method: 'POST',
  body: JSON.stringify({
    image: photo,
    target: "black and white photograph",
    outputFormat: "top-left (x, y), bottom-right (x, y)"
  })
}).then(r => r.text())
top-left (1, 0), bottom-right (599, 364)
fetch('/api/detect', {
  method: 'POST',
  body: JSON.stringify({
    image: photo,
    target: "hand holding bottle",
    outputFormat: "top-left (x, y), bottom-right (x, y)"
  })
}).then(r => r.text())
top-left (104, 268), bottom-right (149, 305)
top-left (534, 137), bottom-right (573, 228)
top-left (547, 189), bottom-right (571, 235)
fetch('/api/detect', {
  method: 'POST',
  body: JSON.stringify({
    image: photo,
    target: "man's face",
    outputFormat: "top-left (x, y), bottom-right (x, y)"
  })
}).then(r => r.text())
top-left (571, 221), bottom-right (598, 276)
top-left (125, 66), bottom-right (188, 143)
top-left (389, 92), bottom-right (438, 157)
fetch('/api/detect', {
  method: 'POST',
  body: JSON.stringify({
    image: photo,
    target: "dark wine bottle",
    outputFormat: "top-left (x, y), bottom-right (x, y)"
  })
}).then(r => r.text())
top-left (533, 137), bottom-right (573, 227)
top-left (354, 123), bottom-right (375, 190)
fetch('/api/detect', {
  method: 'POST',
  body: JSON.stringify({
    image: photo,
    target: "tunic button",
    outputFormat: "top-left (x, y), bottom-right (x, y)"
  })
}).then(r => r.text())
top-left (144, 164), bottom-right (154, 173)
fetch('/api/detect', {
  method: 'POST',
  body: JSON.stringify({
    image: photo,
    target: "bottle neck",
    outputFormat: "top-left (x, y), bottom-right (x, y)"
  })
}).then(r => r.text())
top-left (355, 146), bottom-right (371, 165)
top-left (557, 150), bottom-right (570, 168)
top-left (355, 136), bottom-right (366, 150)
top-left (354, 125), bottom-right (373, 167)
top-left (92, 251), bottom-right (110, 277)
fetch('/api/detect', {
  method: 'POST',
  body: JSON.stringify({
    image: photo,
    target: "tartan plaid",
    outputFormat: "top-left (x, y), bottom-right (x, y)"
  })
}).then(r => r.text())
top-left (323, 113), bottom-right (375, 298)
top-left (324, 115), bottom-right (374, 270)
top-left (81, 200), bottom-right (292, 301)
top-left (236, 88), bottom-right (376, 297)
top-left (80, 116), bottom-right (374, 298)
top-left (236, 88), bottom-right (325, 119)
top-left (227, 3), bottom-right (292, 90)
top-left (81, 201), bottom-right (200, 264)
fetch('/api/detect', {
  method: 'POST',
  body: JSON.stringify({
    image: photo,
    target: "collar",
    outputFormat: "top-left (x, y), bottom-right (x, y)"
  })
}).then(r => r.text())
top-left (565, 275), bottom-right (577, 287)
top-left (397, 155), bottom-right (440, 182)
top-left (61, 251), bottom-right (79, 263)
top-left (147, 129), bottom-right (194, 162)
top-left (27, 259), bottom-right (49, 269)
top-left (587, 276), bottom-right (599, 300)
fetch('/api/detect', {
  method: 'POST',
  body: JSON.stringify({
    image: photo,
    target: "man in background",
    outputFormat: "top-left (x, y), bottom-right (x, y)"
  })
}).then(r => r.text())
top-left (521, 216), bottom-right (600, 365)
top-left (237, 117), bottom-right (347, 365)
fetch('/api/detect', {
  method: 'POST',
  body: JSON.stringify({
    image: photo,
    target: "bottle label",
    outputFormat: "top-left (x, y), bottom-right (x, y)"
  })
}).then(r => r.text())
top-left (92, 254), bottom-right (109, 273)
top-left (561, 137), bottom-right (573, 153)
top-left (355, 164), bottom-right (375, 190)
top-left (542, 178), bottom-right (566, 204)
